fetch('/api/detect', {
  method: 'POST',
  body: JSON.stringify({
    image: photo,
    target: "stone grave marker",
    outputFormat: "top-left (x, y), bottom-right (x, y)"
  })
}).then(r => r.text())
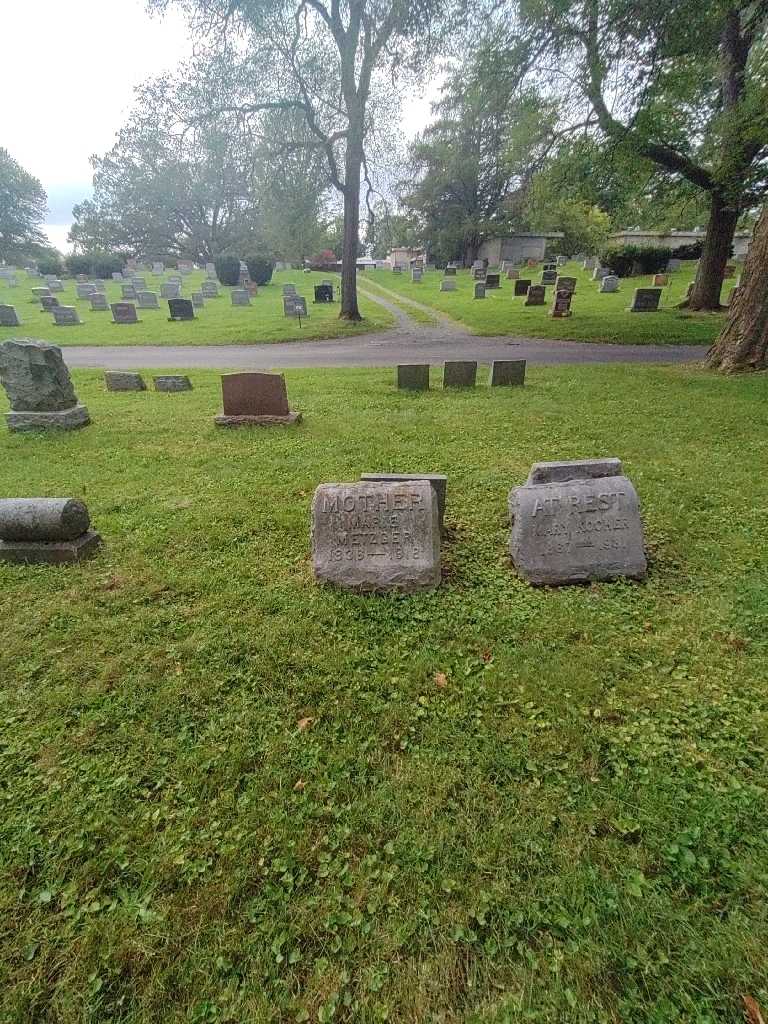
top-left (443, 360), bottom-right (477, 389)
top-left (52, 306), bottom-right (83, 326)
top-left (550, 289), bottom-right (573, 319)
top-left (47, 279), bottom-right (64, 292)
top-left (314, 284), bottom-right (334, 303)
top-left (111, 302), bottom-right (140, 324)
top-left (508, 458), bottom-right (647, 585)
top-left (131, 277), bottom-right (147, 290)
top-left (440, 279), bottom-right (457, 292)
top-left (0, 339), bottom-right (90, 431)
top-left (105, 371), bottom-right (146, 392)
top-left (168, 274), bottom-right (183, 284)
top-left (600, 275), bottom-right (620, 293)
top-left (201, 281), bottom-right (219, 298)
top-left (205, 262), bottom-right (216, 277)
top-left (472, 267), bottom-right (487, 280)
top-left (0, 498), bottom-right (101, 565)
top-left (397, 364), bottom-right (429, 391)
top-left (153, 375), bottom-right (192, 392)
top-left (393, 265), bottom-right (403, 274)
top-left (0, 305), bottom-right (20, 327)
top-left (411, 268), bottom-right (423, 282)
top-left (541, 269), bottom-right (558, 285)
top-left (444, 266), bottom-right (457, 276)
top-left (555, 276), bottom-right (577, 295)
top-left (112, 271), bottom-right (123, 281)
top-left (525, 285), bottom-right (546, 306)
top-left (311, 479), bottom-right (440, 593)
top-left (543, 262), bottom-right (557, 274)
top-left (582, 257), bottom-right (597, 271)
top-left (489, 360), bottom-right (526, 386)
top-left (152, 262), bottom-right (165, 275)
top-left (360, 472), bottom-right (447, 532)
top-left (160, 283), bottom-right (181, 299)
top-left (474, 282), bottom-right (486, 299)
top-left (557, 256), bottom-right (568, 266)
top-left (283, 283), bottom-right (297, 295)
top-left (232, 289), bottom-right (251, 306)
top-left (137, 291), bottom-right (160, 309)
top-left (214, 371), bottom-right (301, 427)
top-left (629, 288), bottom-right (662, 312)
top-left (486, 273), bottom-right (501, 289)
top-left (40, 296), bottom-right (60, 313)
top-left (652, 273), bottom-right (669, 287)
top-left (667, 258), bottom-right (682, 272)
top-left (31, 286), bottom-right (51, 301)
top-left (76, 283), bottom-right (97, 300)
top-left (472, 260), bottom-right (484, 269)
top-left (507, 269), bottom-right (520, 280)
top-left (167, 298), bottom-right (195, 321)
top-left (121, 284), bottom-right (138, 300)
top-left (191, 292), bottom-right (204, 309)
top-left (514, 279), bottom-right (531, 296)
top-left (90, 293), bottom-right (109, 311)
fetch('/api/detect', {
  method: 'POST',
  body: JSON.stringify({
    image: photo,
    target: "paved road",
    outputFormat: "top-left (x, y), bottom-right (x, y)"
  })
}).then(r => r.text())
top-left (60, 287), bottom-right (708, 370)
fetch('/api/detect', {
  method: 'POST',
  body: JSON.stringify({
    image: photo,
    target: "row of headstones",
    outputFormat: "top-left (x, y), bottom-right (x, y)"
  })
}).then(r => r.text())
top-left (397, 360), bottom-right (526, 389)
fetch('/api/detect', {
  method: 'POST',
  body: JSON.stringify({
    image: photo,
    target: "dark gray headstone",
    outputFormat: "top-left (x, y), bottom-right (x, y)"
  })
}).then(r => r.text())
top-left (514, 279), bottom-right (531, 296)
top-left (0, 304), bottom-right (20, 327)
top-left (444, 266), bottom-right (457, 276)
top-left (51, 306), bottom-right (83, 326)
top-left (153, 375), bottom-right (192, 392)
top-left (489, 360), bottom-right (526, 386)
top-left (40, 296), bottom-right (60, 312)
top-left (541, 270), bottom-right (557, 285)
top-left (525, 285), bottom-right (546, 306)
top-left (629, 288), bottom-right (662, 312)
top-left (167, 298), bottom-right (195, 321)
top-left (137, 291), bottom-right (159, 309)
top-left (555, 276), bottom-right (576, 294)
top-left (443, 360), bottom-right (477, 388)
top-left (550, 289), bottom-right (573, 318)
top-left (111, 302), bottom-right (139, 324)
top-left (314, 284), bottom-right (334, 303)
top-left (474, 282), bottom-right (486, 299)
top-left (397, 364), bottom-right (429, 391)
top-left (105, 371), bottom-right (146, 392)
top-left (121, 285), bottom-right (138, 300)
top-left (485, 273), bottom-right (501, 289)
top-left (440, 279), bottom-right (457, 292)
top-left (232, 289), bottom-right (251, 306)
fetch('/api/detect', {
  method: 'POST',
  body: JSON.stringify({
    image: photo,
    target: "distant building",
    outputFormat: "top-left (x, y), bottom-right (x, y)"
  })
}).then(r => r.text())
top-left (610, 228), bottom-right (753, 258)
top-left (477, 233), bottom-right (565, 265)
top-left (386, 246), bottom-right (426, 268)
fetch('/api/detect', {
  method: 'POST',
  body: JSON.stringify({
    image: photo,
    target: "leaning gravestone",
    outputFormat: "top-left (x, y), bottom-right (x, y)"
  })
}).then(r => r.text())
top-left (508, 458), bottom-right (647, 585)
top-left (489, 360), bottom-right (526, 386)
top-left (397, 364), bottom-right (429, 391)
top-left (311, 479), bottom-right (440, 593)
top-left (111, 302), bottom-right (140, 324)
top-left (474, 282), bottom-right (486, 299)
top-left (0, 498), bottom-right (101, 565)
top-left (0, 339), bottom-right (90, 431)
top-left (525, 285), bottom-right (546, 306)
top-left (550, 289), bottom-right (573, 319)
top-left (76, 283), bottom-right (97, 300)
top-left (90, 293), bottom-right (109, 311)
top-left (555, 276), bottom-right (577, 294)
top-left (40, 296), bottom-right (60, 313)
top-left (137, 291), bottom-right (160, 309)
top-left (541, 270), bottom-right (558, 286)
top-left (167, 298), bottom-right (195, 321)
top-left (52, 306), bottom-right (83, 326)
top-left (440, 279), bottom-right (457, 292)
top-left (443, 360), bottom-right (477, 388)
top-left (160, 283), bottom-right (181, 299)
top-left (105, 371), bottom-right (146, 392)
top-left (154, 375), bottom-right (192, 392)
top-left (201, 281), bottom-right (219, 298)
top-left (600, 275), bottom-right (620, 293)
top-left (232, 289), bottom-right (251, 306)
top-left (214, 371), bottom-right (301, 427)
top-left (629, 288), bottom-right (662, 312)
top-left (514, 279), bottom-right (531, 296)
top-left (0, 305), bottom-right (21, 327)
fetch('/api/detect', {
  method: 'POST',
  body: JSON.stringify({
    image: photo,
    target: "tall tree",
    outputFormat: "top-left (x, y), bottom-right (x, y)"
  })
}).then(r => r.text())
top-left (150, 0), bottom-right (452, 321)
top-left (493, 0), bottom-right (768, 309)
top-left (0, 149), bottom-right (48, 263)
top-left (706, 205), bottom-right (768, 371)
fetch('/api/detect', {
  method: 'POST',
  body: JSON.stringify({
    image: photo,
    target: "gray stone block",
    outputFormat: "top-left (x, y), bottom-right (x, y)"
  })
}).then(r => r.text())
top-left (360, 472), bottom-right (447, 531)
top-left (489, 360), bottom-right (526, 386)
top-left (509, 459), bottom-right (647, 585)
top-left (105, 371), bottom-right (146, 392)
top-left (312, 480), bottom-right (440, 592)
top-left (397, 364), bottom-right (429, 390)
top-left (6, 405), bottom-right (91, 432)
top-left (0, 498), bottom-right (90, 541)
top-left (443, 361), bottom-right (477, 388)
top-left (153, 375), bottom-right (192, 392)
top-left (0, 531), bottom-right (101, 565)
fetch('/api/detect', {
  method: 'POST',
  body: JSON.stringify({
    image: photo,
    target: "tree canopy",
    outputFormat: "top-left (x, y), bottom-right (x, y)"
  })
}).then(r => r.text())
top-left (0, 148), bottom-right (48, 263)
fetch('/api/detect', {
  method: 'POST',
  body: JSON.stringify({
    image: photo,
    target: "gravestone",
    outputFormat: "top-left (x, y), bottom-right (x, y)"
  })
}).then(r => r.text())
top-left (214, 371), bottom-right (301, 427)
top-left (555, 276), bottom-right (577, 295)
top-left (600, 275), bottom-right (620, 293)
top-left (292, 297), bottom-right (308, 318)
top-left (160, 283), bottom-right (181, 299)
top-left (152, 262), bottom-right (165, 275)
top-left (440, 279), bottom-right (457, 292)
top-left (247, 282), bottom-right (259, 297)
top-left (652, 274), bottom-right (669, 287)
top-left (582, 257), bottom-right (597, 271)
top-left (232, 289), bottom-right (251, 306)
top-left (168, 274), bottom-right (183, 284)
top-left (541, 270), bottom-right (558, 286)
top-left (311, 480), bottom-right (440, 593)
top-left (314, 284), bottom-right (334, 303)
top-left (0, 498), bottom-right (101, 565)
top-left (283, 283), bottom-right (297, 295)
top-left (111, 302), bottom-right (140, 324)
top-left (411, 268), bottom-right (423, 282)
top-left (506, 269), bottom-right (520, 280)
top-left (191, 292), bottom-right (204, 309)
top-left (392, 265), bottom-right (403, 274)
top-left (105, 371), bottom-right (146, 392)
top-left (486, 273), bottom-right (501, 289)
top-left (31, 286), bottom-right (51, 301)
top-left (47, 279), bottom-right (64, 292)
top-left (167, 298), bottom-right (195, 321)
top-left (472, 260), bottom-right (484, 270)
top-left (112, 271), bottom-right (123, 281)
top-left (76, 283), bottom-right (97, 299)
top-left (474, 282), bottom-right (486, 299)
top-left (137, 291), bottom-right (160, 309)
top-left (40, 296), bottom-right (60, 313)
top-left (543, 263), bottom-right (557, 274)
top-left (205, 262), bottom-right (216, 277)
top-left (550, 289), bottom-right (573, 318)
top-left (131, 277), bottom-right (147, 290)
top-left (629, 288), bottom-right (662, 312)
top-left (201, 281), bottom-right (219, 298)
top-left (153, 375), bottom-right (192, 392)
top-left (0, 305), bottom-right (20, 327)
top-left (508, 458), bottom-right (647, 585)
top-left (443, 360), bottom-right (477, 388)
top-left (121, 284), bottom-right (138, 300)
top-left (472, 268), bottom-right (486, 280)
top-left (5, 276), bottom-right (17, 287)
top-left (397, 364), bottom-right (429, 391)
top-left (489, 360), bottom-right (526, 386)
top-left (52, 306), bottom-right (83, 326)
top-left (514, 279), bottom-right (531, 296)
top-left (360, 472), bottom-right (447, 532)
top-left (444, 266), bottom-right (457, 276)
top-left (557, 256), bottom-right (568, 266)
top-left (667, 258), bottom-right (682, 272)
top-left (0, 339), bottom-right (90, 431)
top-left (525, 285), bottom-right (546, 306)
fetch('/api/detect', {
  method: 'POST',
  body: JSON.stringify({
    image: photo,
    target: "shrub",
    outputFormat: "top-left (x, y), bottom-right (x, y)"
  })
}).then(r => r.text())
top-left (245, 255), bottom-right (275, 286)
top-left (37, 256), bottom-right (63, 277)
top-left (671, 241), bottom-right (704, 260)
top-left (215, 255), bottom-right (241, 286)
top-left (91, 254), bottom-right (125, 280)
top-left (66, 254), bottom-right (93, 277)
top-left (599, 245), bottom-right (672, 277)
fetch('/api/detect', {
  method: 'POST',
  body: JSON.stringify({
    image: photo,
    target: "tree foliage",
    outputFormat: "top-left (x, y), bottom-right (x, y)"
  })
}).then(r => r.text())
top-left (0, 148), bottom-right (48, 263)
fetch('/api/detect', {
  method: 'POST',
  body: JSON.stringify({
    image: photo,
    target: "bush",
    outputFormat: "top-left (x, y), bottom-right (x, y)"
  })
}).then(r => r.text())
top-left (599, 245), bottom-right (672, 277)
top-left (671, 241), bottom-right (704, 260)
top-left (245, 255), bottom-right (275, 286)
top-left (91, 255), bottom-right (125, 280)
top-left (66, 254), bottom-right (93, 277)
top-left (37, 256), bottom-right (63, 277)
top-left (215, 255), bottom-right (241, 286)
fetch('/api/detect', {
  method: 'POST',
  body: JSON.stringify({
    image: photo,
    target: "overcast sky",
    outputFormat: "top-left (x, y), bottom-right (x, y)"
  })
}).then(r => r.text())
top-left (0, 0), bottom-right (435, 253)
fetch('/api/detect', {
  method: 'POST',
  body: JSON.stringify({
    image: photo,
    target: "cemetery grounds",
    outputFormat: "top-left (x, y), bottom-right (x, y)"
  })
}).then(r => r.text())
top-left (1, 358), bottom-right (767, 1022)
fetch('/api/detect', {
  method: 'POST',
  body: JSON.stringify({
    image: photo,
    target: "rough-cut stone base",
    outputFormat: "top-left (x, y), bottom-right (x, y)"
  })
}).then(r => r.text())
top-left (0, 530), bottom-right (101, 564)
top-left (214, 411), bottom-right (302, 427)
top-left (6, 404), bottom-right (90, 432)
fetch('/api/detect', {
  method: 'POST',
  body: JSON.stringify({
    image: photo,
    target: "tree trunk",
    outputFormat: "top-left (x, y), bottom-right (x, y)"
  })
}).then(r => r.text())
top-left (687, 193), bottom-right (740, 311)
top-left (340, 136), bottom-right (363, 322)
top-left (706, 206), bottom-right (768, 373)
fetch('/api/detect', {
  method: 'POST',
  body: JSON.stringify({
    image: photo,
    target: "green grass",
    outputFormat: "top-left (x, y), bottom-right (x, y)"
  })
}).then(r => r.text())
top-left (357, 279), bottom-right (441, 325)
top-left (364, 262), bottom-right (735, 345)
top-left (0, 271), bottom-right (394, 347)
top-left (2, 364), bottom-right (768, 1022)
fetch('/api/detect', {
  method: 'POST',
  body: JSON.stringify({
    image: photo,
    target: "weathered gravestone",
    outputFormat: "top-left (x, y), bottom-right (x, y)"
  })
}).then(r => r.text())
top-left (443, 360), bottom-right (477, 389)
top-left (191, 292), bottom-right (204, 309)
top-left (283, 283), bottom-right (297, 295)
top-left (0, 339), bottom-right (90, 431)
top-left (232, 289), bottom-right (251, 306)
top-left (0, 305), bottom-right (20, 327)
top-left (31, 286), bottom-right (51, 302)
top-left (486, 273), bottom-right (501, 289)
top-left (525, 285), bottom-right (546, 306)
top-left (411, 268), bottom-right (423, 282)
top-left (489, 360), bottom-right (526, 386)
top-left (311, 479), bottom-right (440, 593)
top-left (131, 278), bottom-right (147, 290)
top-left (557, 256), bottom-right (568, 266)
top-left (314, 284), bottom-right (334, 303)
top-left (667, 258), bottom-right (682, 272)
top-left (514, 279), bottom-right (531, 296)
top-left (444, 266), bottom-right (457, 276)
top-left (541, 270), bottom-right (558, 286)
top-left (105, 371), bottom-right (146, 392)
top-left (205, 262), bottom-right (216, 277)
top-left (111, 302), bottom-right (140, 324)
top-left (629, 288), bottom-right (662, 312)
top-left (152, 262), bottom-right (165, 275)
top-left (40, 296), bottom-right (60, 313)
top-left (201, 281), bottom-right (219, 298)
top-left (508, 458), bottom-right (647, 585)
top-left (121, 284), bottom-right (138, 300)
top-left (76, 283), bottom-right (97, 299)
top-left (600, 275), bottom-right (620, 293)
top-left (214, 372), bottom-right (301, 427)
top-left (550, 289), bottom-right (573, 318)
top-left (472, 268), bottom-right (487, 281)
top-left (0, 498), bottom-right (101, 565)
top-left (507, 269), bottom-right (520, 280)
top-left (167, 298), bottom-right (195, 321)
top-left (652, 274), bottom-right (669, 287)
top-left (137, 291), bottom-right (160, 309)
top-left (582, 257), bottom-right (597, 271)
top-left (397, 364), bottom-right (429, 391)
top-left (52, 306), bottom-right (83, 326)
top-left (160, 283), bottom-right (181, 299)
top-left (555, 276), bottom-right (577, 295)
top-left (292, 296), bottom-right (308, 318)
top-left (47, 279), bottom-right (64, 292)
top-left (360, 472), bottom-right (447, 532)
top-left (474, 282), bottom-right (486, 299)
top-left (153, 375), bottom-right (192, 392)
top-left (592, 266), bottom-right (609, 281)
top-left (440, 279), bottom-right (457, 292)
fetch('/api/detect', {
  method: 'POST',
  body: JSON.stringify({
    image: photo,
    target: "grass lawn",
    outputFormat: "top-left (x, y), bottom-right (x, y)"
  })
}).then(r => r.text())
top-left (0, 271), bottom-right (394, 347)
top-left (360, 262), bottom-right (735, 345)
top-left (2, 364), bottom-right (768, 1022)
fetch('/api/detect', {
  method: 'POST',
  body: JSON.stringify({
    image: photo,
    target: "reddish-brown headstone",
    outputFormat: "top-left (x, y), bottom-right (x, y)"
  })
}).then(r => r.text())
top-left (221, 372), bottom-right (289, 417)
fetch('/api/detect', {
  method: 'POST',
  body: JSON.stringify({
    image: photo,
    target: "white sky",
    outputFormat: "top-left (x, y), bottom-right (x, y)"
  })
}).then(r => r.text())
top-left (0, 0), bottom-right (436, 252)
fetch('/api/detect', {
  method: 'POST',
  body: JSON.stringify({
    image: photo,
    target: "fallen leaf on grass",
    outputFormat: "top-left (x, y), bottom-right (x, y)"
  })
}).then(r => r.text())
top-left (434, 672), bottom-right (448, 689)
top-left (743, 996), bottom-right (766, 1024)
top-left (297, 717), bottom-right (315, 732)
top-left (293, 779), bottom-right (306, 791)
